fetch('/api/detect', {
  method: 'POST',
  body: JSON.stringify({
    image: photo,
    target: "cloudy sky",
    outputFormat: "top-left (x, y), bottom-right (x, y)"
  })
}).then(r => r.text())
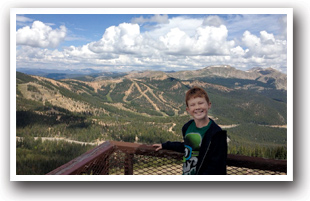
top-left (15, 11), bottom-right (288, 73)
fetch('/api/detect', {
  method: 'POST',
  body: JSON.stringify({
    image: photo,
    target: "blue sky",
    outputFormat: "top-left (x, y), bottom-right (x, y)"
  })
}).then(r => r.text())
top-left (15, 11), bottom-right (289, 73)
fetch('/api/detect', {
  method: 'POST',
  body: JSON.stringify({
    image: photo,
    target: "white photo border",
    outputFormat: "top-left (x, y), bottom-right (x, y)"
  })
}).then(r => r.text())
top-left (10, 7), bottom-right (293, 181)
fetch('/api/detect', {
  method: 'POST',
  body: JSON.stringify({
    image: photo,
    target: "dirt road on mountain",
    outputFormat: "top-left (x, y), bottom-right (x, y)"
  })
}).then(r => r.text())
top-left (16, 136), bottom-right (104, 146)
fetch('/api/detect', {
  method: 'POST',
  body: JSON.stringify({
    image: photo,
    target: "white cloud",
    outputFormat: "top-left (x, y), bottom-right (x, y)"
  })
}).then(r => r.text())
top-left (64, 45), bottom-right (97, 59)
top-left (15, 15), bottom-right (288, 73)
top-left (70, 16), bottom-right (232, 59)
top-left (146, 16), bottom-right (203, 39)
top-left (230, 46), bottom-right (247, 57)
top-left (241, 30), bottom-right (286, 59)
top-left (202, 15), bottom-right (223, 27)
top-left (16, 21), bottom-right (67, 48)
top-left (195, 25), bottom-right (234, 55)
top-left (159, 24), bottom-right (234, 56)
top-left (88, 23), bottom-right (144, 55)
top-left (260, 31), bottom-right (276, 44)
top-left (131, 14), bottom-right (169, 24)
top-left (159, 28), bottom-right (193, 54)
top-left (16, 15), bottom-right (33, 23)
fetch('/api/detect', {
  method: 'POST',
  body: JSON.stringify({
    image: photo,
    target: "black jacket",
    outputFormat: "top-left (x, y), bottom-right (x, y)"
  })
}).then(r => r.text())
top-left (162, 119), bottom-right (227, 175)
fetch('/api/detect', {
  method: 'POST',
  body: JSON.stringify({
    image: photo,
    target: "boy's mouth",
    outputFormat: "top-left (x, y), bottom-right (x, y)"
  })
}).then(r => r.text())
top-left (194, 109), bottom-right (205, 114)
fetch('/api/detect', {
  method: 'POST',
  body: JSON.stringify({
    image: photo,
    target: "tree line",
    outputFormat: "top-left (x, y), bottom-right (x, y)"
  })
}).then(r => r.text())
top-left (16, 137), bottom-right (94, 175)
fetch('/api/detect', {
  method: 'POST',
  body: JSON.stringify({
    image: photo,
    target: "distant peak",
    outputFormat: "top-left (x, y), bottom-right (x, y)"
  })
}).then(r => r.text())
top-left (249, 67), bottom-right (264, 71)
top-left (248, 67), bottom-right (282, 76)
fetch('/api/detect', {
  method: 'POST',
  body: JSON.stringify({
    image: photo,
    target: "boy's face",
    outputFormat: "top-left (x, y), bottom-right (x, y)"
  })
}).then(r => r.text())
top-left (186, 96), bottom-right (211, 121)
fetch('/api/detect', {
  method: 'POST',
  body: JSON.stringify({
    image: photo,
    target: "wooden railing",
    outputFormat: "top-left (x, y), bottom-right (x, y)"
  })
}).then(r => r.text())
top-left (47, 141), bottom-right (287, 175)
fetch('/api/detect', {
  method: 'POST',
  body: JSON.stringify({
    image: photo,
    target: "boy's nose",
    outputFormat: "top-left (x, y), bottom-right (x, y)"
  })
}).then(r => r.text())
top-left (194, 105), bottom-right (200, 110)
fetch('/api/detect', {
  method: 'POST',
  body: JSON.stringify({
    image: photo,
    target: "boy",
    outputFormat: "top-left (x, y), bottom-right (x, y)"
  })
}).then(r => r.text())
top-left (153, 86), bottom-right (227, 175)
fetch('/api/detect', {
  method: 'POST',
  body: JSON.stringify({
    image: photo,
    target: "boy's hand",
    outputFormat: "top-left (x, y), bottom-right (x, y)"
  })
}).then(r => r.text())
top-left (152, 144), bottom-right (162, 151)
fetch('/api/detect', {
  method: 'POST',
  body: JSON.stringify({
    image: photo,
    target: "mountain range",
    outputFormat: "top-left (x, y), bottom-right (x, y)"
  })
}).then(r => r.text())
top-left (17, 65), bottom-right (286, 90)
top-left (16, 65), bottom-right (287, 125)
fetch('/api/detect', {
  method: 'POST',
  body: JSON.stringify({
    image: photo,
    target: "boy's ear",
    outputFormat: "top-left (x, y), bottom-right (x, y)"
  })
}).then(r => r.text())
top-left (208, 102), bottom-right (212, 109)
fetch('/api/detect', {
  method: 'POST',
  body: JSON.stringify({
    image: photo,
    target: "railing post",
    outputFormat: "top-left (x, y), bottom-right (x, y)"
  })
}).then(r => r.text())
top-left (124, 153), bottom-right (134, 175)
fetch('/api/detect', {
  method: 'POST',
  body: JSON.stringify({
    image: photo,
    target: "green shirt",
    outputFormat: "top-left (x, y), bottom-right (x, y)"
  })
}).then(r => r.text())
top-left (183, 120), bottom-right (211, 175)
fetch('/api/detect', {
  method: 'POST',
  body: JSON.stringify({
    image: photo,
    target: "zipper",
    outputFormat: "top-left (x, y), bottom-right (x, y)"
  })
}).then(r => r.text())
top-left (196, 141), bottom-right (211, 175)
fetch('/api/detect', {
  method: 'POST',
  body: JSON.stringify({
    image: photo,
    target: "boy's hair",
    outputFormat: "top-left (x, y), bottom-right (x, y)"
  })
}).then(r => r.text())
top-left (185, 86), bottom-right (210, 106)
